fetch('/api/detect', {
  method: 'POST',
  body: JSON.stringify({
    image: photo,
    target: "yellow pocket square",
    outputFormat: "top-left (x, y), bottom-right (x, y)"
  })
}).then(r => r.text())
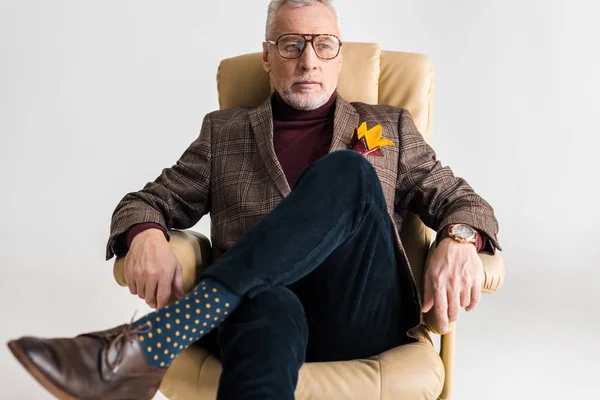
top-left (350, 122), bottom-right (395, 156)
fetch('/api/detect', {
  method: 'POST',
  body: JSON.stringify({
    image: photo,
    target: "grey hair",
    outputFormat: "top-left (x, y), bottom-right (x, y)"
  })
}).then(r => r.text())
top-left (265, 0), bottom-right (341, 39)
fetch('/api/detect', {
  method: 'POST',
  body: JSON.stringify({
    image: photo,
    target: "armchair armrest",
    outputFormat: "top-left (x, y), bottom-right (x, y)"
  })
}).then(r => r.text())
top-left (113, 230), bottom-right (212, 297)
top-left (422, 241), bottom-right (505, 335)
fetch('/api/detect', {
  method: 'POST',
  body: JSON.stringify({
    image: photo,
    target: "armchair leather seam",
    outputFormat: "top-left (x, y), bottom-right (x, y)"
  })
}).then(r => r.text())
top-left (425, 58), bottom-right (434, 136)
top-left (194, 350), bottom-right (214, 395)
top-left (377, 355), bottom-right (383, 400)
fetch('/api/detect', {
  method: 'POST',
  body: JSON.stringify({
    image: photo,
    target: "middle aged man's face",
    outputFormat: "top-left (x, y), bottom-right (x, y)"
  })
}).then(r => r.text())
top-left (262, 2), bottom-right (343, 110)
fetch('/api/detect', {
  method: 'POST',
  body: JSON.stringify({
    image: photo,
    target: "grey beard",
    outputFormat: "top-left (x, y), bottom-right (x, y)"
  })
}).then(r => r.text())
top-left (279, 88), bottom-right (334, 111)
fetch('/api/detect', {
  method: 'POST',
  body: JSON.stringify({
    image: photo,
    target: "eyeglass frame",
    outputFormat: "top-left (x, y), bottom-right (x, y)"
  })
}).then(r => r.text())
top-left (265, 33), bottom-right (343, 60)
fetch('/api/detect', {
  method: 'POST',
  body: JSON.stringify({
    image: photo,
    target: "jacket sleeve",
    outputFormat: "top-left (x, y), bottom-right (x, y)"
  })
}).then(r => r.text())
top-left (105, 113), bottom-right (213, 260)
top-left (394, 109), bottom-right (501, 253)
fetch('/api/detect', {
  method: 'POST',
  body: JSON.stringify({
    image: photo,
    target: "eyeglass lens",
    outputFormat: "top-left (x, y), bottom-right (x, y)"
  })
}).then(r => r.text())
top-left (277, 35), bottom-right (340, 59)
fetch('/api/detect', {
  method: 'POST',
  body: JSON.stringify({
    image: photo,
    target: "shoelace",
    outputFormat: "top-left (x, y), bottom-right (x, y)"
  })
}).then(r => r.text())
top-left (106, 312), bottom-right (152, 370)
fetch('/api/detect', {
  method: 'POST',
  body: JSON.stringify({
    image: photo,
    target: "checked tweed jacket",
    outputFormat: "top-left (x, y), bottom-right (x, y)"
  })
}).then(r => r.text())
top-left (105, 94), bottom-right (501, 336)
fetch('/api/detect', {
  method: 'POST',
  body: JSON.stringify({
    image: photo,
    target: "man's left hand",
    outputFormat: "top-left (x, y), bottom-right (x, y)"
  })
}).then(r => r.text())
top-left (421, 237), bottom-right (484, 332)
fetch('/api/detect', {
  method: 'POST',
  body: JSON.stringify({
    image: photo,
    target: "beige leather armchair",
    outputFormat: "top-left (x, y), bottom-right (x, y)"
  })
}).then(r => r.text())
top-left (113, 43), bottom-right (504, 400)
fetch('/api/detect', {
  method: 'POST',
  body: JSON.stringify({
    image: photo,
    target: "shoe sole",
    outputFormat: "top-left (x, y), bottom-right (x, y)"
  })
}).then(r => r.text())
top-left (7, 340), bottom-right (78, 400)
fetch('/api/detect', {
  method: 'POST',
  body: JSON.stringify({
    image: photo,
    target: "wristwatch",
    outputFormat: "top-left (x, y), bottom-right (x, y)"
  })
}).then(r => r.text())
top-left (447, 224), bottom-right (478, 246)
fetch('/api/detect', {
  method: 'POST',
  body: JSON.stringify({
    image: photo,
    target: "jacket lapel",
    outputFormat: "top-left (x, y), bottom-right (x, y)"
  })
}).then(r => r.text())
top-left (329, 96), bottom-right (360, 153)
top-left (248, 94), bottom-right (359, 198)
top-left (249, 95), bottom-right (292, 198)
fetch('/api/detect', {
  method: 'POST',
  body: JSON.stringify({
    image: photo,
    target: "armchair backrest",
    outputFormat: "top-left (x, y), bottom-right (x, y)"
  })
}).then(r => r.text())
top-left (216, 42), bottom-right (435, 292)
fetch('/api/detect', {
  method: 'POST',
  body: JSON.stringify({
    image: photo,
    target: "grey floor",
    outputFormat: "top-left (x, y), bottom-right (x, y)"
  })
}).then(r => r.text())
top-left (447, 267), bottom-right (599, 399)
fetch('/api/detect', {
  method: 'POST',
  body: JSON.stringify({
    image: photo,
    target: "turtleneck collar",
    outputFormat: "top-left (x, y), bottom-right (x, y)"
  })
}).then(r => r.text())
top-left (272, 90), bottom-right (337, 122)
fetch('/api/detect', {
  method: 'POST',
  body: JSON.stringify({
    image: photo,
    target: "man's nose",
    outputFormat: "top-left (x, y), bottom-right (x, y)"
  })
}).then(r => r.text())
top-left (297, 42), bottom-right (319, 71)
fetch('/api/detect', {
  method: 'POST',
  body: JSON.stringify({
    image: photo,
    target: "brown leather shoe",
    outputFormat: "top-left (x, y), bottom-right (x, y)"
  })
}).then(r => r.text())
top-left (7, 323), bottom-right (167, 400)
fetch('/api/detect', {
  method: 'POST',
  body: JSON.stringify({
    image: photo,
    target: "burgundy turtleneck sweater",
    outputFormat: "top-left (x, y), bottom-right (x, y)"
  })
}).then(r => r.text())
top-left (119, 91), bottom-right (485, 253)
top-left (272, 90), bottom-right (337, 189)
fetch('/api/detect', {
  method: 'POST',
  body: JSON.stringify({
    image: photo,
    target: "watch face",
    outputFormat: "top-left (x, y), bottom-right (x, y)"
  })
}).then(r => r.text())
top-left (452, 224), bottom-right (474, 239)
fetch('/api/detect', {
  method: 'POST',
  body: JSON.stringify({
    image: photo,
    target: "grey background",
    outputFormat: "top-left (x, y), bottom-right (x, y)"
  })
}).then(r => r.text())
top-left (1, 0), bottom-right (598, 398)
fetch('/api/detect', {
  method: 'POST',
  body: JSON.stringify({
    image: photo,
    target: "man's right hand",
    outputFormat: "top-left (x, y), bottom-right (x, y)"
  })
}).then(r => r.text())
top-left (123, 228), bottom-right (186, 310)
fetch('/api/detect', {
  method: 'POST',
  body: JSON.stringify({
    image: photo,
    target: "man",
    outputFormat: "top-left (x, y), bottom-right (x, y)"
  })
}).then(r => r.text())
top-left (7, 0), bottom-right (501, 399)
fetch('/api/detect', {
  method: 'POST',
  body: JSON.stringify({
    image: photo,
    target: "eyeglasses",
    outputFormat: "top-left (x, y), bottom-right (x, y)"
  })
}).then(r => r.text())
top-left (266, 33), bottom-right (343, 60)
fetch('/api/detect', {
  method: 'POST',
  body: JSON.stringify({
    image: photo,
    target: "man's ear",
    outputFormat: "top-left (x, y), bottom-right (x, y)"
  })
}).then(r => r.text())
top-left (262, 42), bottom-right (271, 73)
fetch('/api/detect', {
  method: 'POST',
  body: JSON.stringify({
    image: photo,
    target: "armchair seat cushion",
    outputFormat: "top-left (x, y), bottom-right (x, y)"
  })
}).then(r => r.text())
top-left (159, 332), bottom-right (444, 400)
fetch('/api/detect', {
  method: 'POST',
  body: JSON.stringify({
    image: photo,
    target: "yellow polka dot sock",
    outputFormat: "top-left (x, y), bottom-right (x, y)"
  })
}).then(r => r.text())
top-left (132, 277), bottom-right (240, 368)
